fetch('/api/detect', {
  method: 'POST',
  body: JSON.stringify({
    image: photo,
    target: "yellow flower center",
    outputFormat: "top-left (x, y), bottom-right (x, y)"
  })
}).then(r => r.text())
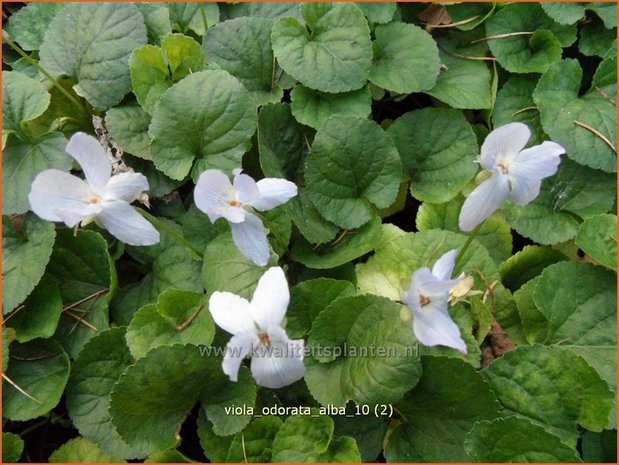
top-left (497, 160), bottom-right (509, 174)
top-left (88, 196), bottom-right (101, 204)
top-left (228, 199), bottom-right (241, 207)
top-left (419, 294), bottom-right (430, 306)
top-left (259, 333), bottom-right (270, 346)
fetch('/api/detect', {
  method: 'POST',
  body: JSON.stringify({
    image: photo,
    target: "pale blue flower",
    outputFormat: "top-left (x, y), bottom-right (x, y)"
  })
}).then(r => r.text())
top-left (402, 249), bottom-right (467, 353)
top-left (459, 122), bottom-right (565, 231)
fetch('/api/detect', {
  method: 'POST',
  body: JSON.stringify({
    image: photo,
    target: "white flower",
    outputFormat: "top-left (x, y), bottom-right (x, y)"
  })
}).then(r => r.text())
top-left (194, 169), bottom-right (297, 266)
top-left (458, 122), bottom-right (565, 231)
top-left (208, 267), bottom-right (305, 389)
top-left (402, 249), bottom-right (467, 354)
top-left (28, 132), bottom-right (159, 246)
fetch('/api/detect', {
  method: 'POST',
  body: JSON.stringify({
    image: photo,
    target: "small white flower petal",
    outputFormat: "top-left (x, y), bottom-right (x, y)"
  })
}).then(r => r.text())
top-left (53, 206), bottom-right (100, 228)
top-left (250, 338), bottom-right (305, 389)
top-left (480, 122), bottom-right (531, 170)
top-left (103, 172), bottom-right (149, 203)
top-left (233, 171), bottom-right (259, 205)
top-left (414, 268), bottom-right (460, 297)
top-left (508, 141), bottom-right (565, 206)
top-left (194, 169), bottom-right (237, 223)
top-left (458, 173), bottom-right (510, 231)
top-left (29, 169), bottom-right (97, 223)
top-left (250, 178), bottom-right (298, 211)
top-left (65, 132), bottom-right (111, 190)
top-left (230, 213), bottom-right (270, 266)
top-left (96, 201), bottom-right (160, 246)
top-left (431, 249), bottom-right (458, 281)
top-left (251, 267), bottom-right (289, 330)
top-left (412, 301), bottom-right (467, 354)
top-left (222, 332), bottom-right (260, 382)
top-left (208, 291), bottom-right (257, 335)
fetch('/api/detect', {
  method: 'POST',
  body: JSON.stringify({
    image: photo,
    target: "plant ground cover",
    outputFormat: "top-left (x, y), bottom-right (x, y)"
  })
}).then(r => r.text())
top-left (1, 2), bottom-right (617, 463)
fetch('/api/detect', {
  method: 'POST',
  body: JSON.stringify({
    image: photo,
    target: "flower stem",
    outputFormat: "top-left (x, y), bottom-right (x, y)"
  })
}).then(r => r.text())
top-left (136, 208), bottom-right (203, 259)
top-left (2, 31), bottom-right (87, 113)
top-left (199, 4), bottom-right (209, 33)
top-left (455, 222), bottom-right (484, 266)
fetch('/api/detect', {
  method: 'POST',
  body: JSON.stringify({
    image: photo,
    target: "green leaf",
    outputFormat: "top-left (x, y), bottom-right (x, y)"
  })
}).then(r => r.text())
top-left (291, 214), bottom-right (383, 269)
top-left (202, 233), bottom-right (267, 299)
top-left (533, 59), bottom-right (616, 173)
top-left (485, 3), bottom-right (575, 74)
top-left (416, 196), bottom-right (513, 265)
top-left (2, 432), bottom-right (24, 463)
top-left (3, 132), bottom-right (71, 215)
top-left (464, 417), bottom-right (581, 462)
top-left (226, 416), bottom-right (283, 462)
top-left (387, 108), bottom-right (478, 203)
top-left (541, 3), bottom-right (587, 24)
top-left (587, 3), bottom-right (617, 28)
top-left (306, 115), bottom-right (403, 229)
top-left (220, 3), bottom-right (301, 22)
top-left (105, 104), bottom-right (152, 160)
top-left (492, 74), bottom-right (545, 146)
top-left (40, 3), bottom-right (147, 110)
top-left (575, 214), bottom-right (617, 270)
top-left (126, 289), bottom-right (213, 360)
top-left (513, 276), bottom-right (547, 344)
top-left (426, 33), bottom-right (492, 109)
top-left (533, 261), bottom-right (616, 396)
top-left (445, 3), bottom-right (495, 31)
top-left (287, 278), bottom-right (356, 339)
top-left (66, 327), bottom-right (142, 459)
top-left (47, 229), bottom-right (116, 357)
top-left (306, 294), bottom-right (421, 406)
top-left (8, 274), bottom-right (62, 342)
top-left (2, 326), bottom-right (13, 372)
top-left (130, 33), bottom-right (204, 115)
top-left (2, 339), bottom-right (70, 421)
top-left (145, 450), bottom-right (194, 463)
top-left (196, 412), bottom-right (234, 462)
top-left (369, 22), bottom-right (439, 94)
top-left (483, 345), bottom-right (614, 444)
top-left (2, 71), bottom-right (50, 143)
top-left (499, 245), bottom-right (568, 291)
top-left (2, 215), bottom-right (56, 314)
top-left (385, 356), bottom-right (501, 462)
top-left (581, 429), bottom-right (618, 463)
top-left (290, 85), bottom-right (371, 130)
top-left (111, 220), bottom-right (203, 326)
top-left (49, 437), bottom-right (122, 463)
top-left (356, 2), bottom-right (396, 24)
top-left (356, 229), bottom-right (499, 301)
top-left (109, 345), bottom-right (209, 453)
top-left (168, 3), bottom-right (219, 36)
top-left (136, 4), bottom-right (172, 45)
top-left (271, 414), bottom-right (334, 462)
top-left (271, 3), bottom-right (372, 93)
top-left (149, 70), bottom-right (257, 181)
top-left (316, 436), bottom-right (361, 462)
top-left (9, 3), bottom-right (63, 51)
top-left (203, 17), bottom-right (282, 106)
top-left (125, 155), bottom-right (182, 198)
top-left (503, 159), bottom-right (616, 244)
top-left (333, 413), bottom-right (388, 462)
top-left (579, 17), bottom-right (616, 57)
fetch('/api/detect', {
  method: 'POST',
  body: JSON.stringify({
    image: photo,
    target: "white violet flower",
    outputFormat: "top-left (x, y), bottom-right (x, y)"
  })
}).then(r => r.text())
top-left (208, 267), bottom-right (305, 389)
top-left (402, 249), bottom-right (467, 354)
top-left (194, 169), bottom-right (297, 266)
top-left (458, 122), bottom-right (565, 231)
top-left (28, 132), bottom-right (159, 246)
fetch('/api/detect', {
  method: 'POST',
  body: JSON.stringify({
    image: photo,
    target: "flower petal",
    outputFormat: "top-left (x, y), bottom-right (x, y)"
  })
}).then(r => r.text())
top-left (233, 170), bottom-right (259, 205)
top-left (412, 300), bottom-right (467, 353)
top-left (222, 332), bottom-right (260, 382)
top-left (28, 169), bottom-right (98, 224)
top-left (250, 267), bottom-right (289, 330)
top-left (251, 338), bottom-right (305, 389)
top-left (230, 213), bottom-right (270, 266)
top-left (480, 122), bottom-right (531, 170)
top-left (413, 268), bottom-right (459, 297)
top-left (103, 172), bottom-right (149, 203)
top-left (194, 169), bottom-right (238, 223)
top-left (250, 178), bottom-right (298, 211)
top-left (508, 141), bottom-right (565, 206)
top-left (458, 173), bottom-right (510, 231)
top-left (209, 291), bottom-right (257, 335)
top-left (96, 201), bottom-right (160, 246)
top-left (65, 132), bottom-right (111, 190)
top-left (431, 249), bottom-right (457, 281)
